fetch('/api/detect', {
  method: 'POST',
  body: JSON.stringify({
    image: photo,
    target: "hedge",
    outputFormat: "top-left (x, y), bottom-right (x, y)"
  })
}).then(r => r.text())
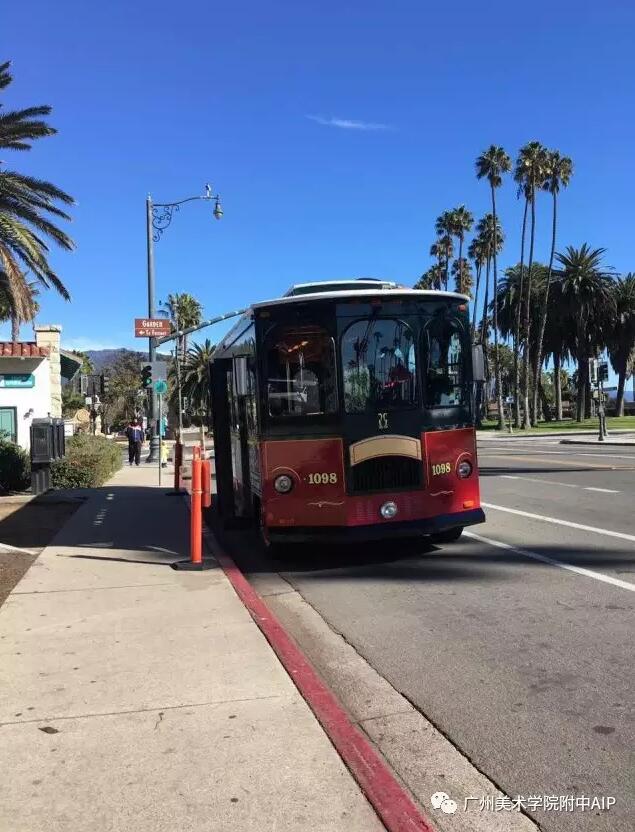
top-left (0, 440), bottom-right (30, 492)
top-left (51, 434), bottom-right (122, 489)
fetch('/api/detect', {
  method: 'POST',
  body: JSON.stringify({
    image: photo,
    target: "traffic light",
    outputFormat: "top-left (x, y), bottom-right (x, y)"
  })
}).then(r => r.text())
top-left (598, 362), bottom-right (609, 382)
top-left (141, 364), bottom-right (153, 389)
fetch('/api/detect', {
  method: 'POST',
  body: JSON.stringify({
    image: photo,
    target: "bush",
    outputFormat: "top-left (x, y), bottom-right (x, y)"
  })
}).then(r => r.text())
top-left (0, 440), bottom-right (30, 492)
top-left (51, 434), bottom-right (122, 489)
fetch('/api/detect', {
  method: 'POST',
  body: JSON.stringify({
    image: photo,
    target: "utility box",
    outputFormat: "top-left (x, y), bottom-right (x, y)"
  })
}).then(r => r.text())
top-left (30, 417), bottom-right (66, 494)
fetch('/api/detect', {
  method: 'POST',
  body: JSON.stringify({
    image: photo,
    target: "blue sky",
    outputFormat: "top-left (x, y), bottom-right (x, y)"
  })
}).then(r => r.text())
top-left (3, 0), bottom-right (635, 381)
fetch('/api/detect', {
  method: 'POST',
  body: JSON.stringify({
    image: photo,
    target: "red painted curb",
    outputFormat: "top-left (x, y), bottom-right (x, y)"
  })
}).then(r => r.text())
top-left (205, 529), bottom-right (437, 832)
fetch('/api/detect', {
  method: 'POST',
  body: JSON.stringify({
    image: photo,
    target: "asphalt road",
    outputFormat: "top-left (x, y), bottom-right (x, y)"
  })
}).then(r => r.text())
top-left (225, 438), bottom-right (635, 832)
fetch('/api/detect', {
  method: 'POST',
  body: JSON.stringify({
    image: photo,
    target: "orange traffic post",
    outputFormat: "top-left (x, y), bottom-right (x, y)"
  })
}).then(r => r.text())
top-left (171, 451), bottom-right (214, 571)
top-left (166, 441), bottom-right (184, 497)
top-left (201, 459), bottom-right (212, 508)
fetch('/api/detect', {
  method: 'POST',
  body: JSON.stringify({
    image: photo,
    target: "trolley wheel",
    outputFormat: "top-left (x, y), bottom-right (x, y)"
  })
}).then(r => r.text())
top-left (429, 526), bottom-right (464, 544)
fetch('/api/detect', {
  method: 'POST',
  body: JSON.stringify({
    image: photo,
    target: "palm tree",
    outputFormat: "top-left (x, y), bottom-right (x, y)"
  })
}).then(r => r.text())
top-left (414, 264), bottom-right (443, 290)
top-left (450, 205), bottom-right (474, 280)
top-left (474, 211), bottom-right (504, 426)
top-left (165, 292), bottom-right (203, 356)
top-left (451, 258), bottom-right (473, 296)
top-left (0, 270), bottom-right (39, 339)
top-left (434, 211), bottom-right (455, 288)
top-left (541, 278), bottom-right (572, 421)
top-left (468, 237), bottom-right (487, 338)
top-left (0, 62), bottom-right (75, 319)
top-left (512, 183), bottom-right (530, 426)
top-left (514, 141), bottom-right (548, 427)
top-left (476, 145), bottom-right (511, 428)
top-left (180, 339), bottom-right (216, 427)
top-left (556, 245), bottom-right (615, 421)
top-left (531, 150), bottom-right (573, 422)
top-left (607, 274), bottom-right (635, 416)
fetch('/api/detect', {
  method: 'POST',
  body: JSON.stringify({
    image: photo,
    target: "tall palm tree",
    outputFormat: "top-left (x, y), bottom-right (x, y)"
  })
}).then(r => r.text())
top-left (531, 150), bottom-right (573, 422)
top-left (476, 146), bottom-right (511, 428)
top-left (607, 273), bottom-right (635, 416)
top-left (556, 245), bottom-right (615, 421)
top-left (165, 292), bottom-right (203, 356)
top-left (512, 183), bottom-right (530, 426)
top-left (451, 258), bottom-right (473, 296)
top-left (541, 278), bottom-right (572, 421)
top-left (450, 205), bottom-right (474, 283)
top-left (514, 141), bottom-right (548, 427)
top-left (0, 61), bottom-right (75, 319)
top-left (467, 237), bottom-right (487, 338)
top-left (476, 213), bottom-right (505, 428)
top-left (434, 211), bottom-right (455, 288)
top-left (181, 339), bottom-right (216, 427)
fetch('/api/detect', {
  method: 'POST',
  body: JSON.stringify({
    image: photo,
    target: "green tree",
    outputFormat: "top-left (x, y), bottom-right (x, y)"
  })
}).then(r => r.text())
top-left (514, 141), bottom-right (548, 427)
top-left (451, 257), bottom-right (473, 296)
top-left (0, 274), bottom-right (38, 339)
top-left (0, 61), bottom-right (75, 323)
top-left (555, 245), bottom-right (615, 421)
top-left (415, 264), bottom-right (444, 290)
top-left (474, 213), bottom-right (503, 421)
top-left (181, 340), bottom-right (215, 427)
top-left (476, 145), bottom-right (512, 428)
top-left (531, 150), bottom-right (573, 423)
top-left (467, 236), bottom-right (487, 338)
top-left (164, 292), bottom-right (203, 355)
top-left (607, 273), bottom-right (635, 416)
top-left (450, 205), bottom-right (473, 282)
top-left (434, 211), bottom-right (455, 289)
top-left (101, 350), bottom-right (146, 428)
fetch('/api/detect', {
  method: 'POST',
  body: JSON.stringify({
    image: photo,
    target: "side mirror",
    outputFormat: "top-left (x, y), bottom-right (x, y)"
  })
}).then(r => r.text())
top-left (472, 344), bottom-right (485, 383)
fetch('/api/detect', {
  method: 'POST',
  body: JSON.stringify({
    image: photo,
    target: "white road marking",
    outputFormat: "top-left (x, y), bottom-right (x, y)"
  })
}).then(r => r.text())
top-left (482, 502), bottom-right (635, 544)
top-left (464, 531), bottom-right (635, 592)
top-left (497, 475), bottom-right (620, 493)
top-left (481, 448), bottom-right (635, 460)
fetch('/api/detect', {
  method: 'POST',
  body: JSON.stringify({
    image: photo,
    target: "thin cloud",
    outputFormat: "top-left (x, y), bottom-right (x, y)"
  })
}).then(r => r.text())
top-left (306, 115), bottom-right (391, 131)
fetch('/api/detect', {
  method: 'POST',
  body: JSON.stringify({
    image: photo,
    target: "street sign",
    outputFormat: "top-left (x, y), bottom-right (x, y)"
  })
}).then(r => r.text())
top-left (154, 379), bottom-right (168, 394)
top-left (135, 318), bottom-right (172, 338)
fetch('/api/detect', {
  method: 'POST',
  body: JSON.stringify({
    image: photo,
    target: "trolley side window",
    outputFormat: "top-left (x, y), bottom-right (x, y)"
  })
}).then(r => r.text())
top-left (422, 316), bottom-right (466, 407)
top-left (341, 318), bottom-right (417, 413)
top-left (265, 325), bottom-right (337, 418)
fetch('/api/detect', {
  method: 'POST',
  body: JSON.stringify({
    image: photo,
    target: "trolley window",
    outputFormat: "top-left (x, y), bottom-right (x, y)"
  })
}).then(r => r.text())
top-left (422, 317), bottom-right (466, 407)
top-left (341, 318), bottom-right (417, 413)
top-left (265, 325), bottom-right (337, 417)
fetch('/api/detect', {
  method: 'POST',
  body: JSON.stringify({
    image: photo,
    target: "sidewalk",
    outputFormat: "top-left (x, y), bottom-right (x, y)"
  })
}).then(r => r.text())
top-left (0, 463), bottom-right (384, 832)
top-left (560, 433), bottom-right (635, 446)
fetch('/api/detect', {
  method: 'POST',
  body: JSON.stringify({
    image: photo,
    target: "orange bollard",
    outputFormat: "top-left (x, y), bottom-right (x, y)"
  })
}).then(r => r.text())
top-left (201, 459), bottom-right (212, 508)
top-left (190, 457), bottom-right (203, 565)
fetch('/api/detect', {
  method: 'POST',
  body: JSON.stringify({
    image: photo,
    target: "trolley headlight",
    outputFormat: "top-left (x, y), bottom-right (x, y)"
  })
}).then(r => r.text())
top-left (274, 474), bottom-right (294, 494)
top-left (380, 501), bottom-right (398, 519)
top-left (457, 460), bottom-right (473, 479)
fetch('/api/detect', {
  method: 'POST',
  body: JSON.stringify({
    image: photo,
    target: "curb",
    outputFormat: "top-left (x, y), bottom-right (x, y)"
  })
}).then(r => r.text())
top-left (559, 439), bottom-right (635, 447)
top-left (201, 525), bottom-right (437, 832)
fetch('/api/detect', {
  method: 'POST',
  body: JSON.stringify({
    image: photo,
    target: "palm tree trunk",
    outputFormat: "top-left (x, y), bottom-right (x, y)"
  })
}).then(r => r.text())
top-left (615, 366), bottom-right (626, 417)
top-left (490, 187), bottom-right (505, 429)
top-left (480, 255), bottom-right (491, 422)
top-left (532, 190), bottom-right (558, 423)
top-left (576, 343), bottom-right (586, 422)
top-left (554, 351), bottom-right (563, 421)
top-left (444, 247), bottom-right (450, 290)
top-left (472, 263), bottom-right (482, 339)
top-left (514, 197), bottom-right (529, 427)
top-left (522, 188), bottom-right (536, 428)
top-left (457, 237), bottom-right (463, 292)
top-left (11, 315), bottom-right (19, 342)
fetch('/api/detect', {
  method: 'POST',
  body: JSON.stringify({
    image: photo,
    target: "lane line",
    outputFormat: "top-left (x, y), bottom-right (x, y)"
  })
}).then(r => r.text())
top-left (497, 475), bottom-right (621, 494)
top-left (464, 531), bottom-right (635, 592)
top-left (482, 502), bottom-right (635, 544)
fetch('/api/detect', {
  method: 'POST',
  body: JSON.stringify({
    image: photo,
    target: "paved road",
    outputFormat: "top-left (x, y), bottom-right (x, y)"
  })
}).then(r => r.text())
top-left (225, 438), bottom-right (634, 832)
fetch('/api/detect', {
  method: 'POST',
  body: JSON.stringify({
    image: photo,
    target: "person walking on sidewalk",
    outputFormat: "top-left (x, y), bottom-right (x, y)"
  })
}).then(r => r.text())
top-left (125, 419), bottom-right (144, 466)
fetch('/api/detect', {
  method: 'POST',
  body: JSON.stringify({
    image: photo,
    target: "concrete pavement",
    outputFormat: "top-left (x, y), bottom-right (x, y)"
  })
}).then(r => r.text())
top-left (0, 462), bottom-right (384, 832)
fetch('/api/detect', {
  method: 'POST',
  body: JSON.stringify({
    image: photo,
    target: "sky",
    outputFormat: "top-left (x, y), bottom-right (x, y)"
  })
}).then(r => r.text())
top-left (2, 0), bottom-right (635, 387)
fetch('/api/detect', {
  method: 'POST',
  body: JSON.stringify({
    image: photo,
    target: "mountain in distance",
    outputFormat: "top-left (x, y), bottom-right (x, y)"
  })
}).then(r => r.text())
top-left (86, 348), bottom-right (171, 373)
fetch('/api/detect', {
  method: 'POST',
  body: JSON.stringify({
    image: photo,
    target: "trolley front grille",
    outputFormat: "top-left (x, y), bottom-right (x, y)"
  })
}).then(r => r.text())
top-left (350, 455), bottom-right (422, 493)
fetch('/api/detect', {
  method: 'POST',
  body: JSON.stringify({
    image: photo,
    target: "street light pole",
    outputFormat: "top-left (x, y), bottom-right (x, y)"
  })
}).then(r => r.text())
top-left (146, 194), bottom-right (159, 462)
top-left (144, 184), bottom-right (222, 461)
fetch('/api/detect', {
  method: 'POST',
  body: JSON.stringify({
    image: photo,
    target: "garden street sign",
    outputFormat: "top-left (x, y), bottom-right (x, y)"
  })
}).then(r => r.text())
top-left (134, 318), bottom-right (171, 338)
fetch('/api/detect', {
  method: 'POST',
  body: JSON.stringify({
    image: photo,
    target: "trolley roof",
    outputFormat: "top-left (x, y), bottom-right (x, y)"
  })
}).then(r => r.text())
top-left (214, 280), bottom-right (468, 354)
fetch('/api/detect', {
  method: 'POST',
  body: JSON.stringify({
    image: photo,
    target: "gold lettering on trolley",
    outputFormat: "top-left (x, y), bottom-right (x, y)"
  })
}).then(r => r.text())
top-left (307, 473), bottom-right (338, 484)
top-left (378, 412), bottom-right (388, 430)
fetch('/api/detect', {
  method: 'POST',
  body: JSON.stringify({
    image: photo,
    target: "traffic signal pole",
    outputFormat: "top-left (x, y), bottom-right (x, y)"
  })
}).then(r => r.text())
top-left (146, 195), bottom-right (159, 463)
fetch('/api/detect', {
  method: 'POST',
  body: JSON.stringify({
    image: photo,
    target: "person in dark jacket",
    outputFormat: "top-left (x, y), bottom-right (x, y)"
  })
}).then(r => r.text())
top-left (125, 419), bottom-right (144, 466)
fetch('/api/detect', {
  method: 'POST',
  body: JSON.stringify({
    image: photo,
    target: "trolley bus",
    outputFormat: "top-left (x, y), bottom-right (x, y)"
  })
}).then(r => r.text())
top-left (210, 279), bottom-right (485, 547)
